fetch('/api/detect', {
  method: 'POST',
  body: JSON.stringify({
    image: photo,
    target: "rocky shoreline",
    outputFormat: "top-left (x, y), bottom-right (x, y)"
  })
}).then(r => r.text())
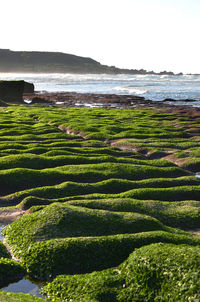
top-left (23, 91), bottom-right (158, 108)
top-left (23, 91), bottom-right (200, 111)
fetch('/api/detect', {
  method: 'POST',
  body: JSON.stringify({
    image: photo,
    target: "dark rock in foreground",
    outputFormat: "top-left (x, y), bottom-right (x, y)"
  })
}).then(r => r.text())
top-left (0, 80), bottom-right (34, 102)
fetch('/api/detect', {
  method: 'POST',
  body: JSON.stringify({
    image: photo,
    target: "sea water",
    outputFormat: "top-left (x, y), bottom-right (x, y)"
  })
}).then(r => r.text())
top-left (0, 73), bottom-right (200, 104)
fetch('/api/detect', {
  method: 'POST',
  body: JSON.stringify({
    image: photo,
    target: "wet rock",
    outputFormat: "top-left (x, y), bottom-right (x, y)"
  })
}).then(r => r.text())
top-left (22, 91), bottom-right (200, 111)
top-left (163, 98), bottom-right (196, 103)
top-left (31, 97), bottom-right (49, 104)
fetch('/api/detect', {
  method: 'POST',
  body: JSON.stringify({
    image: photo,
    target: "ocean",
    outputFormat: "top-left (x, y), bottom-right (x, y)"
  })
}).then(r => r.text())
top-left (0, 73), bottom-right (200, 105)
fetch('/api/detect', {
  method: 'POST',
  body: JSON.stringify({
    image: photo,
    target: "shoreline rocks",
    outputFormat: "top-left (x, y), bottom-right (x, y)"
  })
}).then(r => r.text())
top-left (23, 91), bottom-right (174, 109)
top-left (23, 92), bottom-right (200, 109)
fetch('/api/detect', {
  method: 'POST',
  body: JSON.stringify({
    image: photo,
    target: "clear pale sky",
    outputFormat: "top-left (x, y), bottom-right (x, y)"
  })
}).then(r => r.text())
top-left (1, 0), bottom-right (200, 73)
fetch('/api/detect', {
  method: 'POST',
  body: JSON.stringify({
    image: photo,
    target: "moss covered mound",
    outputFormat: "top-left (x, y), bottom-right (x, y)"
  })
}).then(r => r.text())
top-left (1, 104), bottom-right (200, 296)
top-left (5, 229), bottom-right (200, 280)
top-left (0, 291), bottom-right (45, 302)
top-left (0, 258), bottom-right (25, 287)
top-left (42, 243), bottom-right (200, 301)
top-left (0, 163), bottom-right (189, 197)
top-left (66, 198), bottom-right (200, 229)
top-left (4, 202), bottom-right (172, 252)
top-left (22, 203), bottom-right (170, 237)
top-left (0, 241), bottom-right (10, 258)
top-left (6, 202), bottom-right (191, 279)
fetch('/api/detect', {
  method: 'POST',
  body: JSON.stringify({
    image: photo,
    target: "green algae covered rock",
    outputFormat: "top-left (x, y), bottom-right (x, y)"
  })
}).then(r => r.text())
top-left (21, 231), bottom-right (200, 281)
top-left (0, 258), bottom-right (25, 287)
top-left (4, 201), bottom-right (200, 281)
top-left (4, 202), bottom-right (171, 246)
top-left (0, 291), bottom-right (45, 302)
top-left (67, 198), bottom-right (200, 230)
top-left (1, 104), bottom-right (200, 300)
top-left (0, 241), bottom-right (10, 259)
top-left (42, 243), bottom-right (200, 301)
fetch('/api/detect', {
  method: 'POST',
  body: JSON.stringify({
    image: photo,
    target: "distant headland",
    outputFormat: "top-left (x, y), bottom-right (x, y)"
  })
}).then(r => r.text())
top-left (0, 49), bottom-right (183, 75)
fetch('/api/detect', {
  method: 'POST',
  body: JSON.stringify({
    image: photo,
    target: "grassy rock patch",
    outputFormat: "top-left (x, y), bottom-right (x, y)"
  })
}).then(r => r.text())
top-left (0, 104), bottom-right (200, 298)
top-left (13, 231), bottom-right (200, 280)
top-left (42, 243), bottom-right (200, 301)
top-left (0, 291), bottom-right (44, 302)
top-left (4, 203), bottom-right (174, 253)
top-left (0, 240), bottom-right (10, 258)
top-left (66, 198), bottom-right (200, 229)
top-left (0, 258), bottom-right (25, 287)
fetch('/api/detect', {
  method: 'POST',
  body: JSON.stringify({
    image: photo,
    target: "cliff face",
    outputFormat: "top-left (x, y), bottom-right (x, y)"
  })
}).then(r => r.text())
top-left (0, 49), bottom-right (180, 75)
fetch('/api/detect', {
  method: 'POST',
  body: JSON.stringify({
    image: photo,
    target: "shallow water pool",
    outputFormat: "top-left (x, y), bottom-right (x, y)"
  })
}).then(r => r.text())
top-left (1, 278), bottom-right (44, 298)
top-left (0, 223), bottom-right (44, 298)
top-left (0, 224), bottom-right (6, 241)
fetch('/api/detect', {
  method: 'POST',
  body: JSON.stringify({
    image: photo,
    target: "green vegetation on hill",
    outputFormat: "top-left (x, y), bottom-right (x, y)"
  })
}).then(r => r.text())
top-left (0, 49), bottom-right (180, 74)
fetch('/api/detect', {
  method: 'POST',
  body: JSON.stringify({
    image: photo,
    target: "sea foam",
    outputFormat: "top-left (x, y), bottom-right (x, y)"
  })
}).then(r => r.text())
top-left (0, 73), bottom-right (200, 103)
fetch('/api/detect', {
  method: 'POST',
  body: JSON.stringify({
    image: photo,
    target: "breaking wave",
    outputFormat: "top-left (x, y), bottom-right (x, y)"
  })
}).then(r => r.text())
top-left (0, 72), bottom-right (200, 102)
top-left (113, 86), bottom-right (147, 95)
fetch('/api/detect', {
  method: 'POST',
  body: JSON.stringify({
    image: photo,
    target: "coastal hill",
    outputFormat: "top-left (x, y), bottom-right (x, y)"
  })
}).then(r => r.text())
top-left (0, 49), bottom-right (182, 75)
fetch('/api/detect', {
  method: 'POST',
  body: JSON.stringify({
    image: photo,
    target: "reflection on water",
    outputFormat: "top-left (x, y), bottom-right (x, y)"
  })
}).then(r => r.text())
top-left (0, 223), bottom-right (7, 242)
top-left (1, 278), bottom-right (44, 298)
top-left (0, 223), bottom-right (44, 298)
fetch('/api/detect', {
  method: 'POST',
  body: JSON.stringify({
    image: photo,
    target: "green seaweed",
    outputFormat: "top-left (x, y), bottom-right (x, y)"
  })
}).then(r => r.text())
top-left (0, 258), bottom-right (25, 287)
top-left (0, 104), bottom-right (200, 299)
top-left (42, 243), bottom-right (200, 301)
top-left (0, 292), bottom-right (45, 302)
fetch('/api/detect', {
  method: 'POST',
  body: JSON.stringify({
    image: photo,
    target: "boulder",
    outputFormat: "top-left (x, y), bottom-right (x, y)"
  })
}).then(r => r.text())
top-left (23, 81), bottom-right (34, 94)
top-left (0, 80), bottom-right (34, 102)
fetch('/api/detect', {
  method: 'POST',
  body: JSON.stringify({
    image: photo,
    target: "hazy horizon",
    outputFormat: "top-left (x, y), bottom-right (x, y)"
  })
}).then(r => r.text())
top-left (0, 48), bottom-right (189, 75)
top-left (1, 0), bottom-right (200, 74)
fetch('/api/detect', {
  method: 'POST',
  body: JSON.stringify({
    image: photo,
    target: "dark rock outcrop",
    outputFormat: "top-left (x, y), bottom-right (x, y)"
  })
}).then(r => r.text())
top-left (23, 81), bottom-right (34, 94)
top-left (163, 98), bottom-right (196, 103)
top-left (0, 80), bottom-right (34, 102)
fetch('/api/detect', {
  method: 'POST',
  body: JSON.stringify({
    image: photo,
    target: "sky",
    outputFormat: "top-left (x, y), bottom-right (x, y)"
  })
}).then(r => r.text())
top-left (1, 0), bottom-right (200, 74)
